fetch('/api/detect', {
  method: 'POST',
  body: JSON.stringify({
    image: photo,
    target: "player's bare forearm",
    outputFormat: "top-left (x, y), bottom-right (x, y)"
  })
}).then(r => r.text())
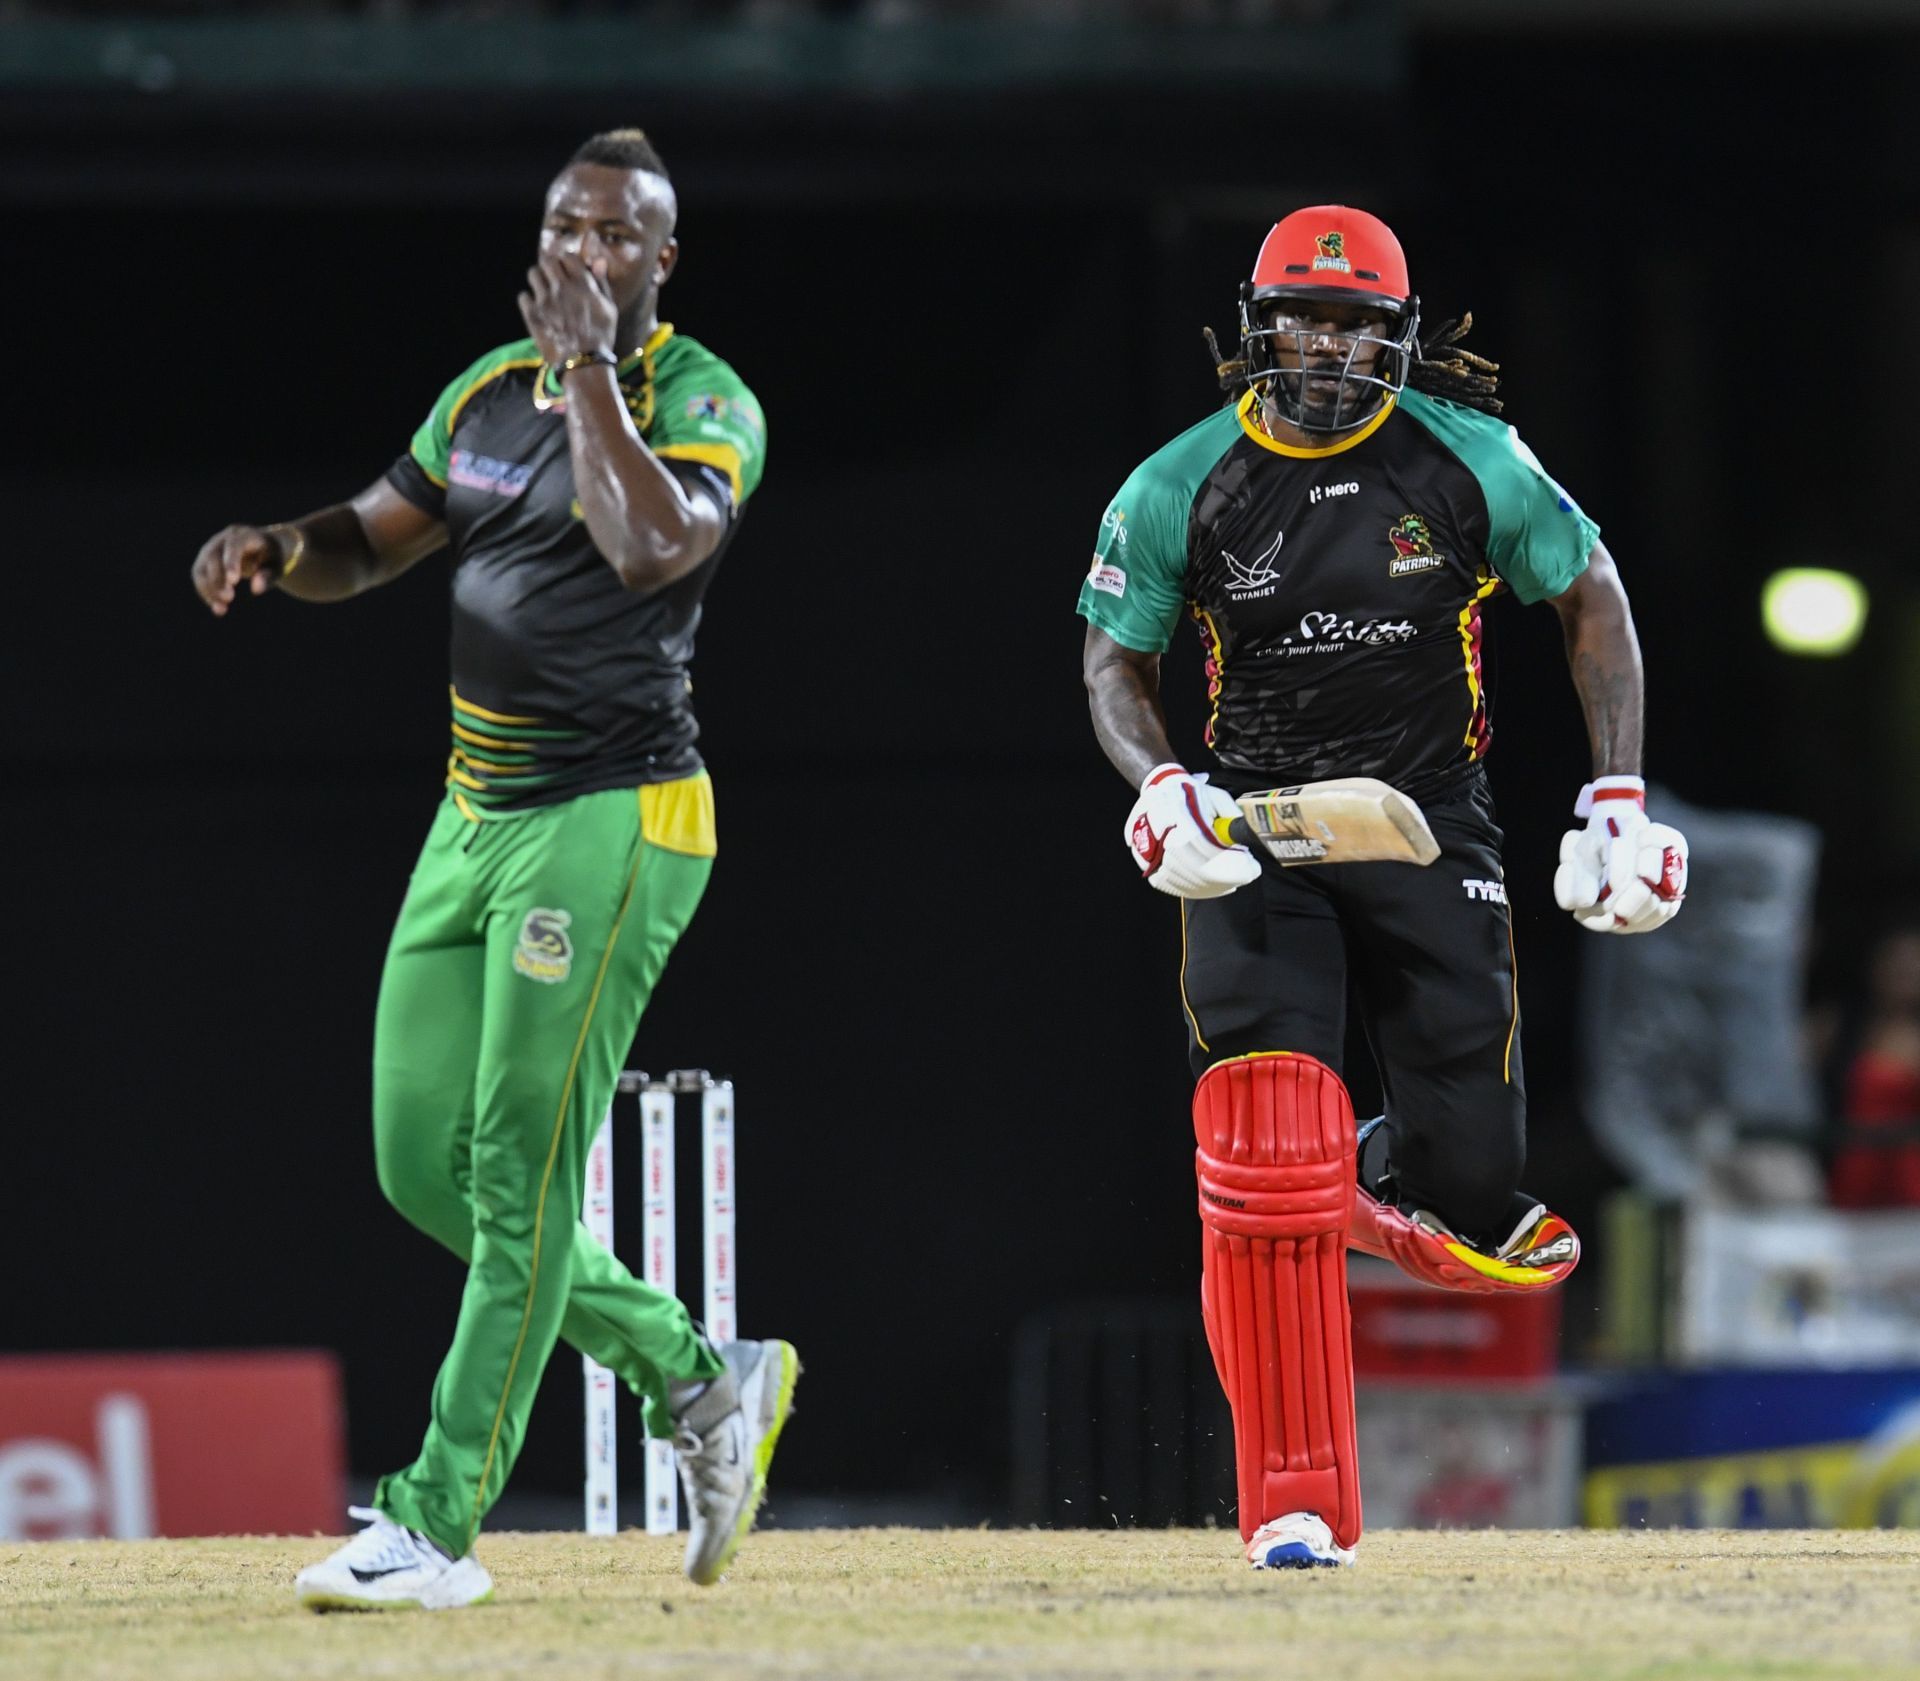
top-left (190, 480), bottom-right (444, 615)
top-left (562, 369), bottom-right (725, 594)
top-left (1550, 542), bottom-right (1645, 777)
top-left (1084, 625), bottom-right (1180, 787)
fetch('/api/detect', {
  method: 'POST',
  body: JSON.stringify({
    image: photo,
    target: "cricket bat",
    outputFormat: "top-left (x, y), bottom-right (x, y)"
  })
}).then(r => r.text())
top-left (1217, 777), bottom-right (1440, 867)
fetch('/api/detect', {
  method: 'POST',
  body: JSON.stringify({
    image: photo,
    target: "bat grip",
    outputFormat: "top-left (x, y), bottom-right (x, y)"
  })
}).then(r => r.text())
top-left (1216, 815), bottom-right (1254, 848)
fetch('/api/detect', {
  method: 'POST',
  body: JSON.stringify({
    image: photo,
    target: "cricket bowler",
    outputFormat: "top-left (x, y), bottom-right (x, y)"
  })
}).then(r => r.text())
top-left (1077, 207), bottom-right (1688, 1569)
top-left (190, 129), bottom-right (798, 1608)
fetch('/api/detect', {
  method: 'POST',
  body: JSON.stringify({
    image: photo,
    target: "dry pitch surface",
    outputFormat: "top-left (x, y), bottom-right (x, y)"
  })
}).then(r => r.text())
top-left (4, 1527), bottom-right (1917, 1680)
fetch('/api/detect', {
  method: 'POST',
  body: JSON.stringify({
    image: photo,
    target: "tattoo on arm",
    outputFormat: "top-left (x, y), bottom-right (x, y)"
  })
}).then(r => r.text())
top-left (1084, 629), bottom-right (1178, 788)
top-left (1555, 546), bottom-right (1645, 778)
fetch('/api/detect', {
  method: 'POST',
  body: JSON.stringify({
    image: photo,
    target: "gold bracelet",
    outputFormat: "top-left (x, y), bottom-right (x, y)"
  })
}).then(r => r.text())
top-left (266, 522), bottom-right (306, 579)
top-left (559, 349), bottom-right (618, 378)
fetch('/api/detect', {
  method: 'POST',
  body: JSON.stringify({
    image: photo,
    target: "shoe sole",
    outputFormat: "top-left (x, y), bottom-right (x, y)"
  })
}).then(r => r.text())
top-left (298, 1587), bottom-right (495, 1613)
top-left (691, 1339), bottom-right (801, 1586)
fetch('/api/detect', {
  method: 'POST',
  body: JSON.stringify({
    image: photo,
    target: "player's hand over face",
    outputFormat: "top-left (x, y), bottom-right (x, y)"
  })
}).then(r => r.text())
top-left (1125, 765), bottom-right (1263, 900)
top-left (518, 253), bottom-right (618, 367)
top-left (1553, 777), bottom-right (1688, 934)
top-left (189, 524), bottom-right (288, 616)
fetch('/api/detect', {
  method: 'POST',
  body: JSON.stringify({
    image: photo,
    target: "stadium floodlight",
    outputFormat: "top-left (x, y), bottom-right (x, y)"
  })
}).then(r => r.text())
top-left (1761, 567), bottom-right (1868, 656)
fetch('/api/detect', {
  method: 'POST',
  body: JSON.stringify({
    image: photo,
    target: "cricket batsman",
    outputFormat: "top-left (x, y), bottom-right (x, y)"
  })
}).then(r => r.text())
top-left (190, 130), bottom-right (798, 1608)
top-left (1077, 207), bottom-right (1687, 1569)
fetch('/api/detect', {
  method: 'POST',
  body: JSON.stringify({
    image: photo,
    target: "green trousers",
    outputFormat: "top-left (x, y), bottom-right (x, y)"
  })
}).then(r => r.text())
top-left (369, 779), bottom-right (725, 1559)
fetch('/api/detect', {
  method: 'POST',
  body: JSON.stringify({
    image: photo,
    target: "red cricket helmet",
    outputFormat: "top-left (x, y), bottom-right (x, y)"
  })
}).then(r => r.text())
top-left (1234, 205), bottom-right (1420, 434)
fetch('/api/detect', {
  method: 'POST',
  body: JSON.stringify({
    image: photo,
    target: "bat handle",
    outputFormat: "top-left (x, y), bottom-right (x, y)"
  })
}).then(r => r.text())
top-left (1214, 815), bottom-right (1254, 848)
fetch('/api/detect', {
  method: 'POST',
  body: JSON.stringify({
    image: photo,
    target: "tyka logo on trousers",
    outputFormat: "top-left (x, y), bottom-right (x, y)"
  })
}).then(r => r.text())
top-left (1463, 879), bottom-right (1508, 905)
top-left (513, 908), bottom-right (574, 983)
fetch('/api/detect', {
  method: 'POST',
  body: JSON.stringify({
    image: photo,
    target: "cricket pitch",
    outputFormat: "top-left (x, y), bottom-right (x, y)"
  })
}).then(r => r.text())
top-left (4, 1527), bottom-right (1916, 1680)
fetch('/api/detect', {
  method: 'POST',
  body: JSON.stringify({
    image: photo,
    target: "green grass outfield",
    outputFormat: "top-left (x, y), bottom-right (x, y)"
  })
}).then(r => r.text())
top-left (4, 1527), bottom-right (1918, 1680)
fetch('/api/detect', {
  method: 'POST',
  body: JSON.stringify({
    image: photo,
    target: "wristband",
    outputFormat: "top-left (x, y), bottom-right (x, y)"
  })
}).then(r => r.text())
top-left (1141, 762), bottom-right (1189, 793)
top-left (558, 349), bottom-right (618, 378)
top-left (1573, 775), bottom-right (1645, 818)
top-left (265, 522), bottom-right (306, 579)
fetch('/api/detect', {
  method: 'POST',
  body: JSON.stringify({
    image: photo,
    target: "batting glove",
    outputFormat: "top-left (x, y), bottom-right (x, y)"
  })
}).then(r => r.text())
top-left (1553, 775), bottom-right (1688, 934)
top-left (1124, 764), bottom-right (1262, 900)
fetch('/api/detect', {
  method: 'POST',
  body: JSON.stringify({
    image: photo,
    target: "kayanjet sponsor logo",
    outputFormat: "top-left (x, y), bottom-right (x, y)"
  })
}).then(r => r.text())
top-left (1222, 528), bottom-right (1284, 597)
top-left (1387, 513), bottom-right (1447, 578)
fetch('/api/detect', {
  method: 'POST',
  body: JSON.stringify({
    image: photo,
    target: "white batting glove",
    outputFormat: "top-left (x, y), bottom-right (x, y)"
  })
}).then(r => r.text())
top-left (1553, 775), bottom-right (1688, 934)
top-left (1124, 764), bottom-right (1263, 900)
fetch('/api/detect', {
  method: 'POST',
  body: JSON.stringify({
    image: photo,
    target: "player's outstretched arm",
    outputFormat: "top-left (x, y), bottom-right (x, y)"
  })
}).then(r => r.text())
top-left (189, 480), bottom-right (447, 616)
top-left (1547, 542), bottom-right (1687, 933)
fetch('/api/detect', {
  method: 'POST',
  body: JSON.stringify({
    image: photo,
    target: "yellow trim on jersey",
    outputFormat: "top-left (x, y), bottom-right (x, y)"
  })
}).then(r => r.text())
top-left (1455, 569), bottom-right (1502, 753)
top-left (452, 790), bottom-right (482, 823)
top-left (446, 760), bottom-right (488, 793)
top-left (446, 356), bottom-right (543, 436)
top-left (639, 771), bottom-right (718, 858)
top-left (1192, 605), bottom-right (1226, 747)
top-left (450, 721), bottom-right (529, 754)
top-left (451, 749), bottom-right (538, 778)
top-left (451, 686), bottom-right (546, 728)
top-left (1235, 389), bottom-right (1395, 459)
top-left (655, 442), bottom-right (744, 503)
top-left (1178, 900), bottom-right (1210, 1053)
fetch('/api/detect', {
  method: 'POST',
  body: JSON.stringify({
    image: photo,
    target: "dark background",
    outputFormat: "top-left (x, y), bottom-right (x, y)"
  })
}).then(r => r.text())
top-left (7, 7), bottom-right (1918, 1521)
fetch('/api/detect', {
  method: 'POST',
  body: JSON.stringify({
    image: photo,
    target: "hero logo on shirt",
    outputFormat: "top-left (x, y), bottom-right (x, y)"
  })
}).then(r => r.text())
top-left (1222, 528), bottom-right (1284, 597)
top-left (512, 908), bottom-right (574, 984)
top-left (1387, 514), bottom-right (1448, 578)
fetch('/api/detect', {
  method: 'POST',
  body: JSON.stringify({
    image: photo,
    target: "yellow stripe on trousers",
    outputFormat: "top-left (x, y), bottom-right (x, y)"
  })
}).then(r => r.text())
top-left (466, 788), bottom-right (646, 1542)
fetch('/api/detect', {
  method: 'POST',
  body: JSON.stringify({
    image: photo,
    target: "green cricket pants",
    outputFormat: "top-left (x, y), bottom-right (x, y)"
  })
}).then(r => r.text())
top-left (369, 776), bottom-right (725, 1559)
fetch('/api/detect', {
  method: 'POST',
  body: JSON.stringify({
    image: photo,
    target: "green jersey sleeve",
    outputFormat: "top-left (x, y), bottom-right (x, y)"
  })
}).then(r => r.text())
top-left (1401, 391), bottom-right (1601, 604)
top-left (407, 339), bottom-right (543, 488)
top-left (649, 339), bottom-right (767, 508)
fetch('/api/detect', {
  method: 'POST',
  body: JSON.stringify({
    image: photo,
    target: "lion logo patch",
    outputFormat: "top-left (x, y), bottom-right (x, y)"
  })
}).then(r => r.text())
top-left (513, 908), bottom-right (574, 984)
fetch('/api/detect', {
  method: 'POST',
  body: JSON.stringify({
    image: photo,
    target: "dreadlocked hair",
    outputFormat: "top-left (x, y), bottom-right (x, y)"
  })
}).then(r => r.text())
top-left (571, 128), bottom-right (670, 180)
top-left (1407, 313), bottom-right (1501, 414)
top-left (1201, 310), bottom-right (1502, 415)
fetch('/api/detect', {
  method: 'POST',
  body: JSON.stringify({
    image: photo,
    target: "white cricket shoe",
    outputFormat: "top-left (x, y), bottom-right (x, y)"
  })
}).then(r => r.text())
top-left (294, 1505), bottom-right (494, 1611)
top-left (1246, 1511), bottom-right (1356, 1570)
top-left (673, 1338), bottom-right (801, 1585)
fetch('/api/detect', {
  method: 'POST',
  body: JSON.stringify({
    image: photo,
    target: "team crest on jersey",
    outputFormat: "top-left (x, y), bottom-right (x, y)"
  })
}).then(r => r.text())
top-left (1222, 527), bottom-right (1284, 597)
top-left (1312, 231), bottom-right (1351, 274)
top-left (1387, 514), bottom-right (1447, 577)
top-left (686, 393), bottom-right (729, 421)
top-left (512, 908), bottom-right (574, 984)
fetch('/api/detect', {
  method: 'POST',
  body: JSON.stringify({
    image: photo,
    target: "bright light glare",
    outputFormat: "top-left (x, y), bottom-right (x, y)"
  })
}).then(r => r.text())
top-left (1761, 568), bottom-right (1868, 656)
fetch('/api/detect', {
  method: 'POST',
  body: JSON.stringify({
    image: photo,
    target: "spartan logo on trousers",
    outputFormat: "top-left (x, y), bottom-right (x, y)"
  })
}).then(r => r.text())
top-left (512, 908), bottom-right (574, 983)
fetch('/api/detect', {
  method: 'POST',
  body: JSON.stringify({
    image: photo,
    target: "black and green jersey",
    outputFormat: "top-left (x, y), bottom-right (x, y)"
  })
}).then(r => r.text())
top-left (1075, 388), bottom-right (1599, 800)
top-left (387, 324), bottom-right (766, 814)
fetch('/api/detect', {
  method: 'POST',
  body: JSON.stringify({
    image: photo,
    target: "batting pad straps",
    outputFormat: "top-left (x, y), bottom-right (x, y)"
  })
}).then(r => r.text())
top-left (1192, 1053), bottom-right (1360, 1551)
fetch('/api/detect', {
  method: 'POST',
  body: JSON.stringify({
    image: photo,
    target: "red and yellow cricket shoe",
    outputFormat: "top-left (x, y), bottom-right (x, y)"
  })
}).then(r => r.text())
top-left (1350, 1190), bottom-right (1580, 1294)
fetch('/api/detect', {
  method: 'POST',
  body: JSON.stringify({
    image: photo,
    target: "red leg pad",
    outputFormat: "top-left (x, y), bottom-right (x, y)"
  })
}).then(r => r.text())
top-left (1193, 1053), bottom-right (1360, 1550)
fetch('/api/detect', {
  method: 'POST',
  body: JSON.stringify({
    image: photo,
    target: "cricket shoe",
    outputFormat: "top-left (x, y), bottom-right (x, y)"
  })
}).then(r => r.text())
top-left (673, 1338), bottom-right (801, 1586)
top-left (294, 1506), bottom-right (492, 1611)
top-left (1246, 1511), bottom-right (1355, 1570)
top-left (1352, 1186), bottom-right (1580, 1294)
